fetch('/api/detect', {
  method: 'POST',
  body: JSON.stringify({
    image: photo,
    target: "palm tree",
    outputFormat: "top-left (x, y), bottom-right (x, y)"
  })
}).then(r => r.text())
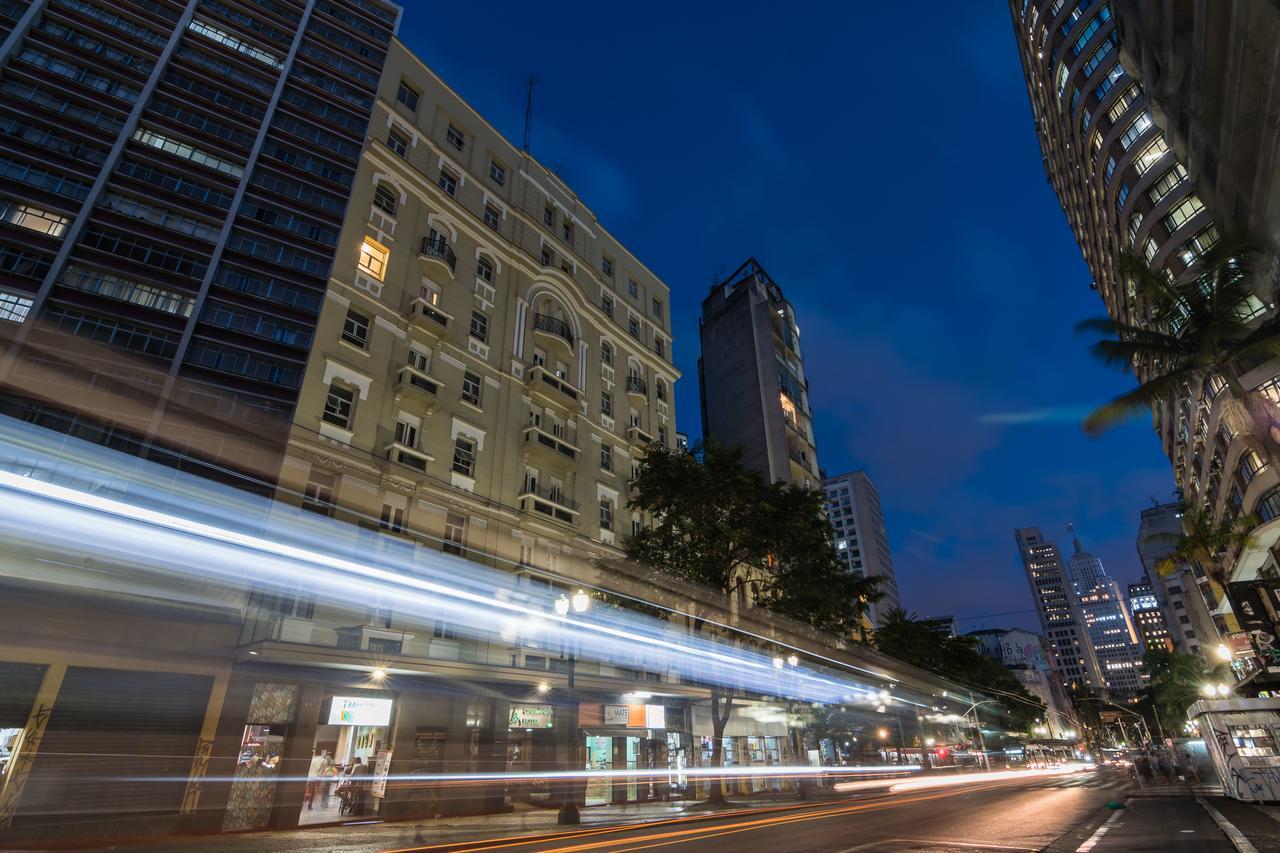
top-left (1149, 502), bottom-right (1258, 590)
top-left (1079, 234), bottom-right (1280, 464)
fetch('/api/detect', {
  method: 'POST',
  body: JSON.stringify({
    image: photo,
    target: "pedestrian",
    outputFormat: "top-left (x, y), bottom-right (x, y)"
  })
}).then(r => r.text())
top-left (1177, 752), bottom-right (1199, 784)
top-left (1135, 753), bottom-right (1153, 783)
top-left (305, 749), bottom-right (326, 810)
top-left (347, 756), bottom-right (370, 815)
top-left (1154, 754), bottom-right (1172, 785)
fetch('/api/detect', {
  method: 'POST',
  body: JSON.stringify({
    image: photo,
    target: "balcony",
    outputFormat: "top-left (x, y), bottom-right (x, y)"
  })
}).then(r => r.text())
top-left (627, 424), bottom-right (654, 446)
top-left (788, 447), bottom-right (812, 473)
top-left (396, 364), bottom-right (441, 399)
top-left (419, 236), bottom-right (456, 276)
top-left (385, 441), bottom-right (431, 472)
top-left (626, 374), bottom-right (648, 399)
top-left (526, 364), bottom-right (580, 411)
top-left (523, 424), bottom-right (577, 461)
top-left (533, 313), bottom-right (574, 350)
top-left (517, 479), bottom-right (579, 524)
top-left (407, 297), bottom-right (450, 337)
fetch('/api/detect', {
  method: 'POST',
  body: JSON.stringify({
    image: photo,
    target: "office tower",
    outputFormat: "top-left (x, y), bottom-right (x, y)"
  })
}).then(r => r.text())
top-left (823, 470), bottom-right (900, 623)
top-left (272, 37), bottom-right (679, 586)
top-left (1008, 0), bottom-right (1280, 623)
top-left (1128, 579), bottom-right (1173, 654)
top-left (1065, 527), bottom-right (1145, 696)
top-left (0, 0), bottom-right (398, 487)
top-left (1137, 501), bottom-right (1222, 659)
top-left (1016, 526), bottom-right (1104, 693)
top-left (697, 258), bottom-right (819, 487)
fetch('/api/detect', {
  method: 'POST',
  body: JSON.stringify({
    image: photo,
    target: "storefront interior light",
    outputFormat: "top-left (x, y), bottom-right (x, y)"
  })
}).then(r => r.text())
top-left (773, 656), bottom-right (785, 669)
top-left (554, 594), bottom-right (570, 617)
top-left (536, 681), bottom-right (550, 694)
top-left (787, 654), bottom-right (799, 668)
top-left (371, 668), bottom-right (386, 681)
top-left (571, 588), bottom-right (590, 613)
top-left (877, 728), bottom-right (889, 740)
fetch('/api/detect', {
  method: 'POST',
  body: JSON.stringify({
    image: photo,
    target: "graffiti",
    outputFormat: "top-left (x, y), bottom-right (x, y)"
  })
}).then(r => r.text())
top-left (0, 702), bottom-right (55, 828)
top-left (180, 738), bottom-right (216, 814)
top-left (1206, 720), bottom-right (1280, 803)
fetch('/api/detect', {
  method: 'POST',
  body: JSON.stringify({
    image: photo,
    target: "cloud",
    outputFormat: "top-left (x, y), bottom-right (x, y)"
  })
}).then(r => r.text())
top-left (977, 405), bottom-right (1093, 425)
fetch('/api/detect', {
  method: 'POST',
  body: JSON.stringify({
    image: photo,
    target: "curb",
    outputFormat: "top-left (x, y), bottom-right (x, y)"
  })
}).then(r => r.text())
top-left (1197, 796), bottom-right (1261, 853)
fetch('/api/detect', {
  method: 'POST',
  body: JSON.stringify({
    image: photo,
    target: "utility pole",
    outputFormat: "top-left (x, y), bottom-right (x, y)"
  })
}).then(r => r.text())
top-left (522, 76), bottom-right (538, 154)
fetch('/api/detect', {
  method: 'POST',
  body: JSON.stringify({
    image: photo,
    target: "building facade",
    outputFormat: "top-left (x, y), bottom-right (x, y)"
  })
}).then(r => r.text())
top-left (1065, 528), bottom-right (1146, 696)
top-left (1136, 500), bottom-right (1220, 659)
top-left (697, 258), bottom-right (819, 488)
top-left (1128, 579), bottom-right (1173, 654)
top-left (0, 0), bottom-right (399, 487)
top-left (968, 627), bottom-right (1076, 738)
top-left (823, 470), bottom-right (901, 624)
top-left (1008, 0), bottom-right (1280, 644)
top-left (1016, 526), bottom-right (1105, 694)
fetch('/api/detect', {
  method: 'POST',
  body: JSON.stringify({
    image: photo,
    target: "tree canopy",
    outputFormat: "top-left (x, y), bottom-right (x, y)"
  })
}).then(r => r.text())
top-left (625, 440), bottom-right (882, 639)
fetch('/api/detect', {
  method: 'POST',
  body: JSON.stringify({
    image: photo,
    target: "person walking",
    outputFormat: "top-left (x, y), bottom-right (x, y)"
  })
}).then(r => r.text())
top-left (347, 756), bottom-right (370, 815)
top-left (305, 749), bottom-right (327, 810)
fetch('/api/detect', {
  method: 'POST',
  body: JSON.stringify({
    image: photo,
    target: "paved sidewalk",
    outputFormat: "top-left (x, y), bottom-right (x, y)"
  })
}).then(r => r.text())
top-left (1070, 797), bottom-right (1235, 852)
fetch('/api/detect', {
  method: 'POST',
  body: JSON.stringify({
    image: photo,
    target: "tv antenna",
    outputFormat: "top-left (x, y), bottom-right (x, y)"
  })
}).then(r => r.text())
top-left (522, 76), bottom-right (539, 153)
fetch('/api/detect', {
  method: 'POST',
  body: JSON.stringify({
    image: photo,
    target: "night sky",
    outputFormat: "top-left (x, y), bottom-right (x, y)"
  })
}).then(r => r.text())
top-left (399, 3), bottom-right (1174, 631)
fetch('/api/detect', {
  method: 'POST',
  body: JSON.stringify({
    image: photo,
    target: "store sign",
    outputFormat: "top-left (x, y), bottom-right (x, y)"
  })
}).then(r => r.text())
top-left (604, 704), bottom-right (630, 726)
top-left (602, 704), bottom-right (666, 729)
top-left (509, 704), bottom-right (554, 729)
top-left (645, 704), bottom-right (666, 730)
top-left (1228, 581), bottom-right (1280, 674)
top-left (328, 696), bottom-right (392, 726)
top-left (371, 748), bottom-right (393, 798)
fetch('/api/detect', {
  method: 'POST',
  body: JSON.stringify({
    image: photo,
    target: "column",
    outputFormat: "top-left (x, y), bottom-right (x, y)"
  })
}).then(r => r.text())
top-left (0, 663), bottom-right (67, 829)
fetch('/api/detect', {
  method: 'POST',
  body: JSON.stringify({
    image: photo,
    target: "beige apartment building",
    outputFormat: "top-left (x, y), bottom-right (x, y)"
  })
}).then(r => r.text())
top-left (278, 39), bottom-right (679, 586)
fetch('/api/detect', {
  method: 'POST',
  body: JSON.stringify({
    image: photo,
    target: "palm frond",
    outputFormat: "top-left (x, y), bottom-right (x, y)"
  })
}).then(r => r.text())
top-left (1083, 365), bottom-right (1202, 434)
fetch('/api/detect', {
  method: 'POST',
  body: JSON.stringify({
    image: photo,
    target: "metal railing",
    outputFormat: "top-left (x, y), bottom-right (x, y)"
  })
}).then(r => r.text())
top-left (518, 479), bottom-right (579, 511)
top-left (420, 236), bottom-right (457, 271)
top-left (626, 375), bottom-right (647, 396)
top-left (533, 313), bottom-right (573, 346)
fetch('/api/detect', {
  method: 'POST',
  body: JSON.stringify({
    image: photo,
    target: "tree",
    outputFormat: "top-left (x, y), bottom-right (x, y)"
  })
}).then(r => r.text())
top-left (1143, 648), bottom-right (1229, 737)
top-left (625, 440), bottom-right (881, 804)
top-left (1147, 501), bottom-right (1257, 590)
top-left (872, 609), bottom-right (1044, 733)
top-left (1078, 235), bottom-right (1280, 464)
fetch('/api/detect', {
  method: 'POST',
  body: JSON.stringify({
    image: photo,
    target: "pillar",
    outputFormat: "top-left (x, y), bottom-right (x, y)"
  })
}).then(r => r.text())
top-left (0, 663), bottom-right (67, 828)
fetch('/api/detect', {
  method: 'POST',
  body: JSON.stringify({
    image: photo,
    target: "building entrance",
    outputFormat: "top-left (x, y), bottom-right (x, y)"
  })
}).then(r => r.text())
top-left (297, 694), bottom-right (392, 826)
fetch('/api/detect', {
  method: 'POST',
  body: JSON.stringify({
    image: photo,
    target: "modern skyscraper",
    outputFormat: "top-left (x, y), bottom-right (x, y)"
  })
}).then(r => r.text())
top-left (697, 258), bottom-right (819, 487)
top-left (1016, 526), bottom-right (1104, 694)
top-left (1137, 501), bottom-right (1221, 660)
top-left (1065, 528), bottom-right (1145, 696)
top-left (1008, 0), bottom-right (1280, 625)
top-left (823, 470), bottom-right (900, 623)
top-left (1128, 579), bottom-right (1173, 654)
top-left (0, 0), bottom-right (399, 488)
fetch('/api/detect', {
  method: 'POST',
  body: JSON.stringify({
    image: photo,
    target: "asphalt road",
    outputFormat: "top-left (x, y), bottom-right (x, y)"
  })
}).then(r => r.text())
top-left (385, 771), bottom-right (1133, 853)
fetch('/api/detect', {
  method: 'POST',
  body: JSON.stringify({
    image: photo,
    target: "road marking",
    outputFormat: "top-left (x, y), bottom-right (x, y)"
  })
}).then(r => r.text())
top-left (1198, 795), bottom-right (1260, 853)
top-left (1075, 806), bottom-right (1125, 852)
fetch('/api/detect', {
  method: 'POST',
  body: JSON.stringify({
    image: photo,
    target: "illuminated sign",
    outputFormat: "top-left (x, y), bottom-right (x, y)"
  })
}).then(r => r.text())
top-left (509, 704), bottom-right (554, 729)
top-left (328, 696), bottom-right (393, 726)
top-left (602, 704), bottom-right (666, 729)
top-left (604, 704), bottom-right (630, 726)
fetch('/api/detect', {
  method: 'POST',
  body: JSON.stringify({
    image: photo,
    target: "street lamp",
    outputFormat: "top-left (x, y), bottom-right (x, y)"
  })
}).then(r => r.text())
top-left (553, 589), bottom-right (590, 825)
top-left (1201, 682), bottom-right (1231, 698)
top-left (1215, 644), bottom-right (1233, 662)
top-left (962, 698), bottom-right (997, 771)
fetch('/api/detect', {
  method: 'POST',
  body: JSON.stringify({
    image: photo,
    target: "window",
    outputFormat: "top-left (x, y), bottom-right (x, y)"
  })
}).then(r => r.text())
top-left (470, 310), bottom-right (488, 343)
top-left (602, 294), bottom-right (614, 318)
top-left (600, 340), bottom-right (613, 366)
top-left (1118, 112), bottom-right (1152, 150)
top-left (446, 123), bottom-right (464, 150)
top-left (438, 167), bottom-right (458, 197)
top-left (342, 308), bottom-right (369, 348)
top-left (443, 511), bottom-right (466, 555)
top-left (1106, 83), bottom-right (1139, 124)
top-left (0, 287), bottom-right (34, 323)
top-left (1162, 194), bottom-right (1205, 232)
top-left (386, 127), bottom-right (408, 157)
top-left (1132, 136), bottom-right (1168, 176)
top-left (656, 378), bottom-right (667, 401)
top-left (396, 80), bottom-right (419, 112)
top-left (1080, 32), bottom-right (1117, 79)
top-left (628, 279), bottom-right (639, 298)
top-left (599, 497), bottom-right (613, 531)
top-left (628, 316), bottom-right (640, 338)
top-left (1104, 155), bottom-right (1116, 184)
top-left (433, 620), bottom-right (457, 640)
top-left (1070, 6), bottom-right (1111, 57)
top-left (602, 256), bottom-right (614, 277)
top-left (651, 298), bottom-right (662, 319)
top-left (323, 383), bottom-right (354, 428)
top-left (461, 371), bottom-right (481, 406)
top-left (394, 418), bottom-right (418, 448)
top-left (483, 204), bottom-right (500, 230)
top-left (451, 437), bottom-right (475, 477)
top-left (540, 247), bottom-right (552, 266)
top-left (601, 390), bottom-right (613, 417)
top-left (302, 470), bottom-right (335, 515)
top-left (561, 220), bottom-right (573, 242)
top-left (543, 205), bottom-right (554, 226)
top-left (357, 236), bottom-right (388, 280)
top-left (489, 160), bottom-right (505, 185)
top-left (601, 444), bottom-right (613, 472)
top-left (1241, 450), bottom-right (1267, 484)
top-left (0, 198), bottom-right (69, 237)
top-left (477, 257), bottom-right (493, 282)
top-left (372, 182), bottom-right (397, 215)
top-left (1148, 163), bottom-right (1188, 205)
top-left (379, 504), bottom-right (405, 533)
top-left (1116, 182), bottom-right (1130, 212)
top-left (658, 425), bottom-right (667, 446)
top-left (1257, 486), bottom-right (1280, 524)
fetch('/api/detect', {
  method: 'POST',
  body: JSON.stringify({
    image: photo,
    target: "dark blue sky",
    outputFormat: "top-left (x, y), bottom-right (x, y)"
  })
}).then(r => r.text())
top-left (400, 3), bottom-right (1174, 631)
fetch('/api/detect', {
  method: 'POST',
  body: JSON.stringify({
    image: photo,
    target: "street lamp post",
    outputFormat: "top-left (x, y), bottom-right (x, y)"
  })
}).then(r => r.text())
top-left (963, 698), bottom-right (997, 771)
top-left (554, 589), bottom-right (591, 825)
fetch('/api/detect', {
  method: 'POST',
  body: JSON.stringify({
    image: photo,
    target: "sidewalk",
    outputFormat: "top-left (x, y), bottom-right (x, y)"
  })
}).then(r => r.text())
top-left (1070, 792), bottom-right (1280, 853)
top-left (15, 792), bottom-right (841, 853)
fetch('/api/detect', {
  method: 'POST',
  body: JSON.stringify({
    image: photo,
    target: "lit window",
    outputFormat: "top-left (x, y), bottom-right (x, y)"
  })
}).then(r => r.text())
top-left (1132, 136), bottom-right (1168, 175)
top-left (1162, 194), bottom-right (1205, 233)
top-left (1105, 83), bottom-right (1138, 124)
top-left (0, 289), bottom-right (33, 323)
top-left (1147, 163), bottom-right (1188, 205)
top-left (358, 236), bottom-right (388, 281)
top-left (0, 199), bottom-right (68, 237)
top-left (187, 18), bottom-right (282, 68)
top-left (1118, 112), bottom-right (1153, 150)
top-left (396, 80), bottom-right (419, 112)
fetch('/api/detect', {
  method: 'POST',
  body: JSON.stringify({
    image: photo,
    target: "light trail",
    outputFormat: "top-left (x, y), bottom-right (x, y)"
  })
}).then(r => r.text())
top-left (831, 762), bottom-right (1094, 794)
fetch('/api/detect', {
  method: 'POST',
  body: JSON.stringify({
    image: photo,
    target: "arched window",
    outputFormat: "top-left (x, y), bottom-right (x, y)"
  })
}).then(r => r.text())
top-left (373, 181), bottom-right (398, 216)
top-left (1256, 485), bottom-right (1280, 524)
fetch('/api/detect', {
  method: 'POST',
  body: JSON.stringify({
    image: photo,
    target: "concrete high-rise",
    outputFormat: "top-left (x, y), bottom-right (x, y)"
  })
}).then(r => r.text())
top-left (698, 258), bottom-right (819, 487)
top-left (1008, 0), bottom-right (1280, 625)
top-left (823, 470), bottom-right (900, 623)
top-left (1137, 501), bottom-right (1221, 659)
top-left (1128, 579), bottom-right (1173, 654)
top-left (0, 0), bottom-right (399, 488)
top-left (1065, 528), bottom-right (1145, 696)
top-left (1016, 526), bottom-right (1104, 694)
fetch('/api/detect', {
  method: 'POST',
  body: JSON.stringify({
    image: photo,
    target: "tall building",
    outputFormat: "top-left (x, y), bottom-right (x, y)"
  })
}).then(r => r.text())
top-left (1016, 526), bottom-right (1104, 694)
top-left (1128, 579), bottom-right (1173, 654)
top-left (968, 627), bottom-right (1076, 738)
top-left (1008, 1), bottom-right (1280, 632)
top-left (823, 470), bottom-right (900, 623)
top-left (1065, 528), bottom-right (1145, 696)
top-left (1137, 501), bottom-right (1221, 659)
top-left (697, 258), bottom-right (819, 487)
top-left (0, 0), bottom-right (399, 487)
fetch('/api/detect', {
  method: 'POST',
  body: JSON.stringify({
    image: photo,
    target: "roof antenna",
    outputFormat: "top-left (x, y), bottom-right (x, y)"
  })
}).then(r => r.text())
top-left (522, 75), bottom-right (539, 154)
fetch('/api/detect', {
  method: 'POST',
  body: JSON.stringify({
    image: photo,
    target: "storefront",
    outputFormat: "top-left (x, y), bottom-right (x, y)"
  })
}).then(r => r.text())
top-left (296, 694), bottom-right (394, 825)
top-left (579, 701), bottom-right (685, 805)
top-left (691, 700), bottom-right (793, 798)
